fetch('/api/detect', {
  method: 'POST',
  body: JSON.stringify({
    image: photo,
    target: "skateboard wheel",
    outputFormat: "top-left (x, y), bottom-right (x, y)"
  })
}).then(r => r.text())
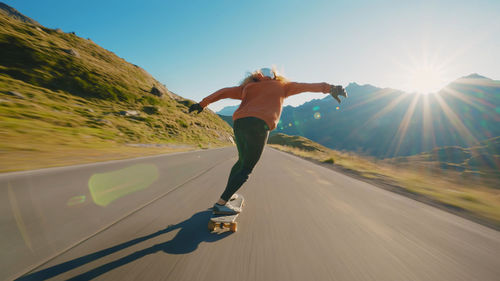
top-left (230, 223), bottom-right (237, 232)
top-left (208, 221), bottom-right (216, 231)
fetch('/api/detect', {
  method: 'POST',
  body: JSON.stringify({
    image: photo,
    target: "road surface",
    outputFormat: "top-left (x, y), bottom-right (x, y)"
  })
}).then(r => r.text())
top-left (2, 147), bottom-right (499, 280)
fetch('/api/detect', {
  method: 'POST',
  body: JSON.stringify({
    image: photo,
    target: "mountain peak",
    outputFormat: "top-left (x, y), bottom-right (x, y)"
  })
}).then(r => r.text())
top-left (461, 73), bottom-right (490, 80)
top-left (0, 2), bottom-right (39, 25)
top-left (347, 82), bottom-right (378, 88)
top-left (346, 82), bottom-right (381, 94)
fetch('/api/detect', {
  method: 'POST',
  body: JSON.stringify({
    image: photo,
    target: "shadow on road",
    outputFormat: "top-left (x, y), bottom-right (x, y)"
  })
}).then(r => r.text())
top-left (18, 210), bottom-right (231, 281)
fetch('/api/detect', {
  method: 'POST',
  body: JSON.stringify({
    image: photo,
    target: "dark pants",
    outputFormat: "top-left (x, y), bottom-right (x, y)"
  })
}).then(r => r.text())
top-left (220, 117), bottom-right (270, 201)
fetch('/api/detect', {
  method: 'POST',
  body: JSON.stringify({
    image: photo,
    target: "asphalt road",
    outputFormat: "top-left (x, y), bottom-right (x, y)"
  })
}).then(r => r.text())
top-left (2, 147), bottom-right (500, 281)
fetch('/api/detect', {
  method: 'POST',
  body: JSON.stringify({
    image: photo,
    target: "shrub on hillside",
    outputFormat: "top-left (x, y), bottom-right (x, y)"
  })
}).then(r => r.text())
top-left (323, 157), bottom-right (335, 164)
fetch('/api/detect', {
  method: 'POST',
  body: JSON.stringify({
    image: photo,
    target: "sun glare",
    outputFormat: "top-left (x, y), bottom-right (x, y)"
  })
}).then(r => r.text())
top-left (407, 64), bottom-right (446, 94)
top-left (397, 46), bottom-right (452, 95)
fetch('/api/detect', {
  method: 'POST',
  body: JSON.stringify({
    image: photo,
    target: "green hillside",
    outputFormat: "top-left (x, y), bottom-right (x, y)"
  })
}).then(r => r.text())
top-left (0, 7), bottom-right (233, 172)
top-left (268, 133), bottom-right (330, 153)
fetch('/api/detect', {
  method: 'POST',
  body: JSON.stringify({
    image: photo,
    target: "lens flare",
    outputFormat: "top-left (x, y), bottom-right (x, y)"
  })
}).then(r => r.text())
top-left (88, 164), bottom-right (159, 207)
top-left (66, 195), bottom-right (86, 206)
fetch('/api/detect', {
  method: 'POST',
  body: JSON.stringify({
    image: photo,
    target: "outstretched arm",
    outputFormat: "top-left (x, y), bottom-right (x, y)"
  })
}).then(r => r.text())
top-left (284, 82), bottom-right (346, 104)
top-left (284, 82), bottom-right (331, 97)
top-left (199, 86), bottom-right (243, 108)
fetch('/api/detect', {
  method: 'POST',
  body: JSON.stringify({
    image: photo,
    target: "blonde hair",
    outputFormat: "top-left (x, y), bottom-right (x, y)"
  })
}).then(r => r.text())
top-left (240, 67), bottom-right (288, 87)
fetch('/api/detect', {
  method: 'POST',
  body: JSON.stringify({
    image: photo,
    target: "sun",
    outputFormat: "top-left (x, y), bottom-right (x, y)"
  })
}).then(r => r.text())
top-left (407, 63), bottom-right (446, 94)
top-left (397, 45), bottom-right (452, 95)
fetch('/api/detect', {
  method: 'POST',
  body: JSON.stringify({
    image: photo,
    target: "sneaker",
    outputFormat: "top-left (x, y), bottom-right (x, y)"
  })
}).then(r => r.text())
top-left (213, 203), bottom-right (241, 215)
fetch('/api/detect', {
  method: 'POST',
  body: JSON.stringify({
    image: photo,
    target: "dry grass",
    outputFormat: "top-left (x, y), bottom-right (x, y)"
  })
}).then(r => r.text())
top-left (0, 144), bottom-right (198, 172)
top-left (270, 144), bottom-right (500, 228)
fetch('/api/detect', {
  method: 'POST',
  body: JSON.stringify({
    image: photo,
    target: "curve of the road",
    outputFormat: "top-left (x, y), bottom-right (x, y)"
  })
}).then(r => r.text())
top-left (2, 147), bottom-right (500, 281)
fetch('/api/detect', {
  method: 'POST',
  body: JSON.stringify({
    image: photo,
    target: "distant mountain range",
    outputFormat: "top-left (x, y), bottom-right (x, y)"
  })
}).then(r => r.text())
top-left (217, 105), bottom-right (239, 116)
top-left (218, 74), bottom-right (500, 158)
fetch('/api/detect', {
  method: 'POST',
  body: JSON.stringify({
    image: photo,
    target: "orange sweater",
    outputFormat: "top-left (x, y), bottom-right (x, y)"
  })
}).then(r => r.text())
top-left (200, 80), bottom-right (330, 130)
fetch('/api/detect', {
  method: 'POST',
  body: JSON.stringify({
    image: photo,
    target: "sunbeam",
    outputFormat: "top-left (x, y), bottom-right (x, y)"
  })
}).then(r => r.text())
top-left (347, 92), bottom-right (410, 142)
top-left (369, 93), bottom-right (410, 122)
top-left (434, 93), bottom-right (479, 146)
top-left (389, 94), bottom-right (421, 157)
top-left (442, 87), bottom-right (497, 119)
top-left (422, 94), bottom-right (437, 151)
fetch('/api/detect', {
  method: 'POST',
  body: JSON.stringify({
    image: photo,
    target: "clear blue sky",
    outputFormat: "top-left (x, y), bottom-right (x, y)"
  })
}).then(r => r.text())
top-left (5, 0), bottom-right (500, 111)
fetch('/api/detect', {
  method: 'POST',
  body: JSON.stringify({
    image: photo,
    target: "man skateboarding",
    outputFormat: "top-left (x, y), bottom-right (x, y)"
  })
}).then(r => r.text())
top-left (189, 67), bottom-right (347, 215)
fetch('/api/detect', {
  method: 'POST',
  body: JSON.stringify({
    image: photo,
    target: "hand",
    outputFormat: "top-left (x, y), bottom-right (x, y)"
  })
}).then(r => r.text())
top-left (329, 85), bottom-right (347, 104)
top-left (189, 103), bottom-right (203, 114)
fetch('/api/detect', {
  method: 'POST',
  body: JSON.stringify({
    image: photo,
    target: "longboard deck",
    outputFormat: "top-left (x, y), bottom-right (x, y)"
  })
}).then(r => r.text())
top-left (208, 194), bottom-right (244, 232)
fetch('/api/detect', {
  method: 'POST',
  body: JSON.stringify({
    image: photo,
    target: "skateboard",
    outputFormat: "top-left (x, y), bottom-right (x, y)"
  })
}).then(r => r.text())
top-left (208, 194), bottom-right (244, 232)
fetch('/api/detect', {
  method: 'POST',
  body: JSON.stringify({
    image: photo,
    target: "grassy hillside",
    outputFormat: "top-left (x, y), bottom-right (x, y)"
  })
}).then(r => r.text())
top-left (268, 133), bottom-right (330, 153)
top-left (388, 136), bottom-right (500, 179)
top-left (268, 133), bottom-right (500, 229)
top-left (0, 10), bottom-right (234, 172)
